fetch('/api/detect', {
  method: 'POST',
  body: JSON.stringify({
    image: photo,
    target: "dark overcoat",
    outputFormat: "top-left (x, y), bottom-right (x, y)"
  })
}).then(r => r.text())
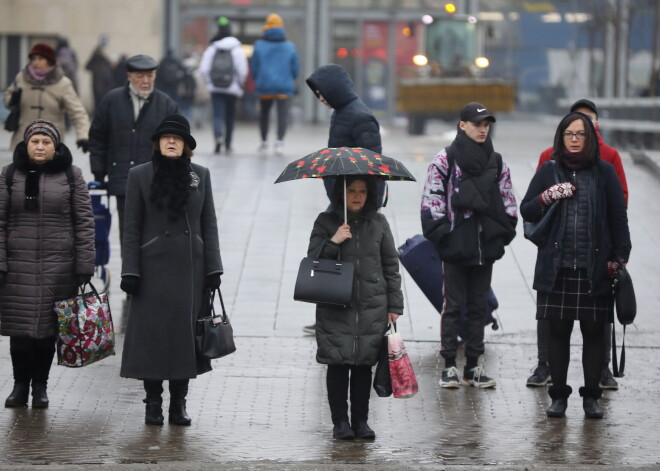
top-left (520, 159), bottom-right (631, 296)
top-left (88, 84), bottom-right (178, 196)
top-left (308, 207), bottom-right (404, 366)
top-left (0, 143), bottom-right (95, 338)
top-left (119, 160), bottom-right (222, 380)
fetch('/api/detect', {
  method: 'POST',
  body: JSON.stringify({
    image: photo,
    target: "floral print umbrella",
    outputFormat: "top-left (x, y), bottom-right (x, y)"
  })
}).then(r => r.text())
top-left (274, 147), bottom-right (417, 183)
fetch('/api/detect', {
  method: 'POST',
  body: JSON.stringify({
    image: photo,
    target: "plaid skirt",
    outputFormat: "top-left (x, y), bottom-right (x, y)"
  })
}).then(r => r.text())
top-left (536, 268), bottom-right (612, 322)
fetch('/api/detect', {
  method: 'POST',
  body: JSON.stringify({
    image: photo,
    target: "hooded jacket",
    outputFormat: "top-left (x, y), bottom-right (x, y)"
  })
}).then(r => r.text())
top-left (305, 64), bottom-right (381, 153)
top-left (0, 143), bottom-right (95, 338)
top-left (251, 27), bottom-right (299, 96)
top-left (199, 37), bottom-right (249, 96)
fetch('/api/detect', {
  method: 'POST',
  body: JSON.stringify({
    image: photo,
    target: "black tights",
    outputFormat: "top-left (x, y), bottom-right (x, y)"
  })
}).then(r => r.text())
top-left (326, 365), bottom-right (372, 425)
top-left (548, 319), bottom-right (604, 390)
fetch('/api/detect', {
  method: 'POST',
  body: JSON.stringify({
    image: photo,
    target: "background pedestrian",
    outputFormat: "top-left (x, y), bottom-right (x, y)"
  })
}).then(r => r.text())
top-left (251, 13), bottom-right (300, 155)
top-left (119, 114), bottom-right (223, 426)
top-left (0, 119), bottom-right (95, 409)
top-left (3, 43), bottom-right (90, 152)
top-left (85, 38), bottom-right (114, 113)
top-left (521, 111), bottom-right (631, 419)
top-left (88, 54), bottom-right (178, 250)
top-left (199, 16), bottom-right (248, 154)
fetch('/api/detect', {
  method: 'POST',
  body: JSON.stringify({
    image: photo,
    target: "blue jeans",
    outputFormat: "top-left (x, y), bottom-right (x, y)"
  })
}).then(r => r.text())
top-left (211, 92), bottom-right (237, 148)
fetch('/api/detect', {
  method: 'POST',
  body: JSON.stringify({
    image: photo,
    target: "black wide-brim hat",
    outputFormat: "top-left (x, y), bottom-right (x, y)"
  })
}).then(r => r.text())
top-left (151, 114), bottom-right (197, 150)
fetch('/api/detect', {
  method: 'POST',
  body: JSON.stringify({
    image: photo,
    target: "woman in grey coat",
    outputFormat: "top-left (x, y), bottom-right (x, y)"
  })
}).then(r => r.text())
top-left (0, 120), bottom-right (95, 409)
top-left (119, 114), bottom-right (223, 426)
top-left (307, 176), bottom-right (404, 440)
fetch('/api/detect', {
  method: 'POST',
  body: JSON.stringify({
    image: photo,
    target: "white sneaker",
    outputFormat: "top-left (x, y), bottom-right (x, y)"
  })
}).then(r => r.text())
top-left (440, 366), bottom-right (460, 389)
top-left (258, 141), bottom-right (268, 152)
top-left (275, 140), bottom-right (284, 155)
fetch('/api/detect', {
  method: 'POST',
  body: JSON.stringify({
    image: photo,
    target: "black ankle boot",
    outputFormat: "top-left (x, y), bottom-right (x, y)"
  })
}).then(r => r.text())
top-left (31, 382), bottom-right (49, 408)
top-left (144, 400), bottom-right (164, 425)
top-left (547, 385), bottom-right (572, 418)
top-left (5, 382), bottom-right (29, 408)
top-left (579, 387), bottom-right (604, 419)
top-left (332, 421), bottom-right (355, 440)
top-left (168, 400), bottom-right (191, 426)
top-left (352, 421), bottom-right (375, 439)
top-left (546, 399), bottom-right (568, 418)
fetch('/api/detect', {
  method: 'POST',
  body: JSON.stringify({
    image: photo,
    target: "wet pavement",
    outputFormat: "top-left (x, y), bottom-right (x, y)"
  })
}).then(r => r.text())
top-left (0, 113), bottom-right (659, 470)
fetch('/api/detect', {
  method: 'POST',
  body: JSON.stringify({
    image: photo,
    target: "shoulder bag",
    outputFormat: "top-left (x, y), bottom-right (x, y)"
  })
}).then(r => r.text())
top-left (3, 80), bottom-right (21, 132)
top-left (524, 161), bottom-right (559, 246)
top-left (611, 260), bottom-right (636, 377)
top-left (195, 288), bottom-right (236, 360)
top-left (293, 239), bottom-right (355, 308)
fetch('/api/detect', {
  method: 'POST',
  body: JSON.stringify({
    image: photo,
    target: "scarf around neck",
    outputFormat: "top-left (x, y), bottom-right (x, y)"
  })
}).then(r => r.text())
top-left (561, 150), bottom-right (593, 171)
top-left (27, 64), bottom-right (55, 82)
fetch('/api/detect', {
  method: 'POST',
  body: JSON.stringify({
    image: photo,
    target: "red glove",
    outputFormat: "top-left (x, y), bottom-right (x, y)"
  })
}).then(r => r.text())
top-left (539, 182), bottom-right (576, 206)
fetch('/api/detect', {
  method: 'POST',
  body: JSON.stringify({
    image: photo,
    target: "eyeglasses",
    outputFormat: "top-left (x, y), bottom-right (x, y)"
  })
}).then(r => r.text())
top-left (563, 131), bottom-right (586, 140)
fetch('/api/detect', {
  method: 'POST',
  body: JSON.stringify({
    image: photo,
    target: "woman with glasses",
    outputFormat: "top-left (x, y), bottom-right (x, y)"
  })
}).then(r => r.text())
top-left (520, 112), bottom-right (631, 419)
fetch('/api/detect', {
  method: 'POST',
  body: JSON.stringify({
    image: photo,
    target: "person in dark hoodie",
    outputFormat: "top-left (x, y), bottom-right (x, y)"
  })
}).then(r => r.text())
top-left (421, 102), bottom-right (517, 390)
top-left (520, 112), bottom-right (630, 419)
top-left (304, 64), bottom-right (387, 335)
top-left (307, 175), bottom-right (403, 440)
top-left (251, 13), bottom-right (300, 155)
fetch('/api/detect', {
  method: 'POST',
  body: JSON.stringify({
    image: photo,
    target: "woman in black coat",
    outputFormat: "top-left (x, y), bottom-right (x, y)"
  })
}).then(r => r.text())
top-left (119, 114), bottom-right (223, 426)
top-left (520, 112), bottom-right (631, 419)
top-left (307, 176), bottom-right (404, 440)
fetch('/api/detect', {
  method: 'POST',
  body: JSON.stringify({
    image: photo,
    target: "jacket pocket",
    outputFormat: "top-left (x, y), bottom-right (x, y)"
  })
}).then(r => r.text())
top-left (140, 235), bottom-right (160, 250)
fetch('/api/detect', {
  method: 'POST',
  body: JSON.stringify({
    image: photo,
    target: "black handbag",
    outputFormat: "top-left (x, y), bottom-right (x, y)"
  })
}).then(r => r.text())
top-left (524, 161), bottom-right (559, 246)
top-left (293, 240), bottom-right (355, 307)
top-left (611, 260), bottom-right (636, 378)
top-left (373, 324), bottom-right (393, 398)
top-left (4, 83), bottom-right (21, 132)
top-left (195, 288), bottom-right (236, 360)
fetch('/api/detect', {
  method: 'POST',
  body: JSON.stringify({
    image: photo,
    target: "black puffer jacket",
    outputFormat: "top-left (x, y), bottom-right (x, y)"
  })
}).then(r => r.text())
top-left (88, 84), bottom-right (178, 196)
top-left (308, 202), bottom-right (403, 366)
top-left (521, 159), bottom-right (631, 296)
top-left (0, 143), bottom-right (95, 338)
top-left (306, 64), bottom-right (381, 153)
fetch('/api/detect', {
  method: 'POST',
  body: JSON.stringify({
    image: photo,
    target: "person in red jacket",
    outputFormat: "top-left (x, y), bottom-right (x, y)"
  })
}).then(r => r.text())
top-left (526, 98), bottom-right (628, 391)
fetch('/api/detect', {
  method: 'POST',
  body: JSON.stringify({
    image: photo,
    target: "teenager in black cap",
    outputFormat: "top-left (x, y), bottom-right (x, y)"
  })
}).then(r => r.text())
top-left (119, 114), bottom-right (223, 426)
top-left (88, 54), bottom-right (178, 253)
top-left (421, 102), bottom-right (518, 389)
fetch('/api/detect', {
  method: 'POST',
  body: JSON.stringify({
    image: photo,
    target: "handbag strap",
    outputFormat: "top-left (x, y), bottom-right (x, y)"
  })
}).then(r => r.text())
top-left (313, 239), bottom-right (342, 262)
top-left (611, 322), bottom-right (626, 378)
top-left (211, 288), bottom-right (229, 323)
top-left (79, 281), bottom-right (102, 308)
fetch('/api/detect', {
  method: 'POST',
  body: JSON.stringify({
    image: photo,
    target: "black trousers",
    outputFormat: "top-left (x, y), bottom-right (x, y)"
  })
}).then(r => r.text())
top-left (536, 319), bottom-right (612, 369)
top-left (259, 97), bottom-right (288, 142)
top-left (547, 319), bottom-right (604, 391)
top-left (9, 336), bottom-right (56, 384)
top-left (440, 262), bottom-right (493, 363)
top-left (326, 365), bottom-right (372, 425)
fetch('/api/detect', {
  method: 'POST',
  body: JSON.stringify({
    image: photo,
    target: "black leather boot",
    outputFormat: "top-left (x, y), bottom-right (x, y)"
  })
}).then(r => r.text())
top-left (31, 383), bottom-right (49, 408)
top-left (144, 380), bottom-right (164, 425)
top-left (352, 421), bottom-right (375, 439)
top-left (144, 400), bottom-right (164, 425)
top-left (332, 421), bottom-right (355, 440)
top-left (546, 385), bottom-right (572, 418)
top-left (580, 386), bottom-right (604, 419)
top-left (168, 380), bottom-right (191, 426)
top-left (5, 382), bottom-right (29, 408)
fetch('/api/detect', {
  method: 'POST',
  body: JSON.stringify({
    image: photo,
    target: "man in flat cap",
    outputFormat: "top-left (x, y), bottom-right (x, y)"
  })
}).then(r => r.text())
top-left (421, 102), bottom-right (517, 390)
top-left (88, 54), bottom-right (178, 253)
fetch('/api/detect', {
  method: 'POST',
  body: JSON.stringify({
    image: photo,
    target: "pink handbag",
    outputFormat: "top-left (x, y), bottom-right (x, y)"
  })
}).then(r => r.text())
top-left (387, 323), bottom-right (418, 398)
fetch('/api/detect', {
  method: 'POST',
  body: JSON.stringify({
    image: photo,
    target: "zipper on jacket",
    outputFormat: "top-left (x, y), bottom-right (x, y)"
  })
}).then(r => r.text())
top-left (477, 219), bottom-right (483, 265)
top-left (572, 171), bottom-right (578, 271)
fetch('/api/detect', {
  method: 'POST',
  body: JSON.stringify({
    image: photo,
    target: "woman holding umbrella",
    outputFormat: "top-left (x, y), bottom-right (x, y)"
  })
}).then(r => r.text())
top-left (306, 174), bottom-right (404, 440)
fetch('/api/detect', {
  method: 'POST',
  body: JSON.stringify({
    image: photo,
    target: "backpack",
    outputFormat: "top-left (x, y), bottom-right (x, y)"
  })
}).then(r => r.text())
top-left (210, 47), bottom-right (235, 88)
top-left (158, 59), bottom-right (182, 87)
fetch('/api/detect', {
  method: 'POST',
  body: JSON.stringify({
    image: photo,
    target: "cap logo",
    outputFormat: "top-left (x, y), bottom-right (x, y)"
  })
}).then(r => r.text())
top-left (477, 108), bottom-right (486, 112)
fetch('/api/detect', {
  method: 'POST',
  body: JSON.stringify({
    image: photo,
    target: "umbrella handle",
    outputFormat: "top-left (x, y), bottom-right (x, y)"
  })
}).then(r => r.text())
top-left (344, 175), bottom-right (347, 224)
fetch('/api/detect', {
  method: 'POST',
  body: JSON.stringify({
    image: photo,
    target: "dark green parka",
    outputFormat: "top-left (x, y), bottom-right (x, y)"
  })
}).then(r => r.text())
top-left (307, 184), bottom-right (403, 366)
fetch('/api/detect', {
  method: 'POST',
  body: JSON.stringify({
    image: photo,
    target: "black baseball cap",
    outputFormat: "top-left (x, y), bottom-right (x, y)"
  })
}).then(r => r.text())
top-left (460, 102), bottom-right (496, 123)
top-left (570, 99), bottom-right (598, 117)
top-left (126, 54), bottom-right (158, 72)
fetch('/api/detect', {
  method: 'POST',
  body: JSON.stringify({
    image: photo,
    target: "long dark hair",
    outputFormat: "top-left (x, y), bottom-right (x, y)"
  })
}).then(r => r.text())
top-left (551, 112), bottom-right (598, 162)
top-left (330, 175), bottom-right (378, 213)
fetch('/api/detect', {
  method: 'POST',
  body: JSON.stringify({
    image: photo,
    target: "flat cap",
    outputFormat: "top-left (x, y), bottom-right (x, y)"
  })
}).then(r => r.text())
top-left (126, 54), bottom-right (158, 72)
